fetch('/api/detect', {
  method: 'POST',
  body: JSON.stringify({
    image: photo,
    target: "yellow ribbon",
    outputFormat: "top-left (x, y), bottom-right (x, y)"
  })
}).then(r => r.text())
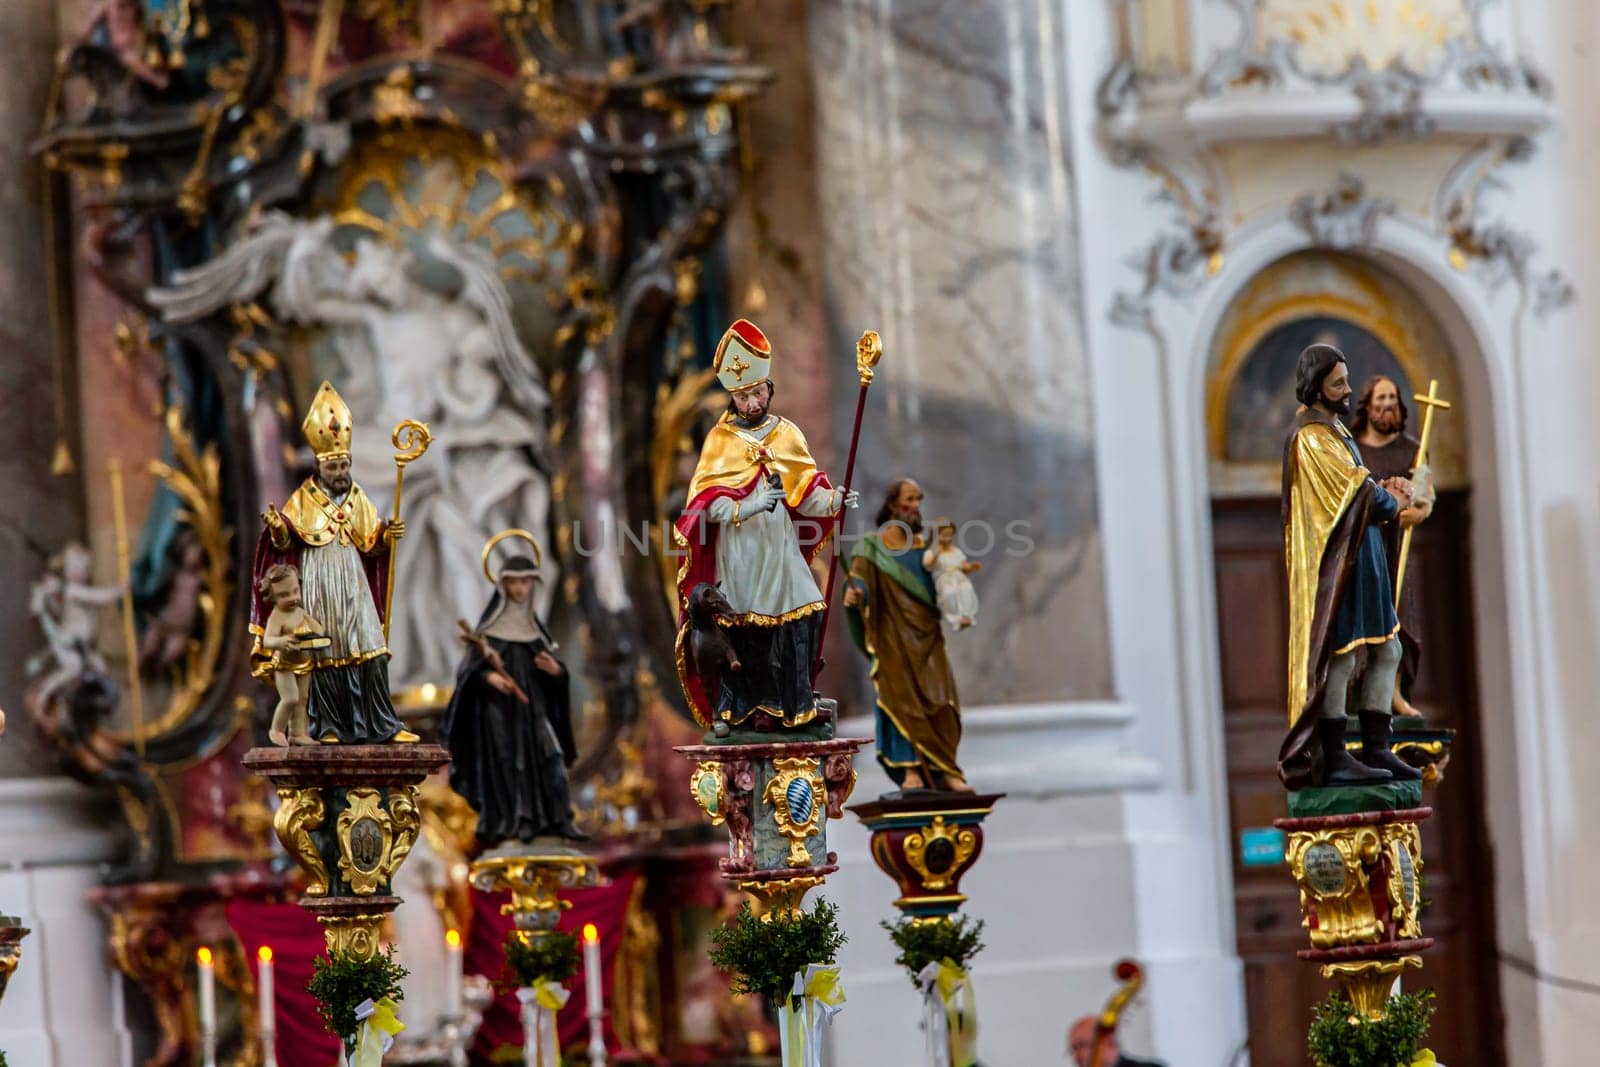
top-left (518, 980), bottom-right (571, 1067)
top-left (350, 996), bottom-right (405, 1067)
top-left (917, 959), bottom-right (978, 1067)
top-left (1405, 1051), bottom-right (1437, 1067)
top-left (781, 965), bottom-right (845, 1067)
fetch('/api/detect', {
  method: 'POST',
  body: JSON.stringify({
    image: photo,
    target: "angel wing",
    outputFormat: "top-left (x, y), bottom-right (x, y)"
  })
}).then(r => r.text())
top-left (147, 212), bottom-right (345, 325)
top-left (425, 232), bottom-right (550, 415)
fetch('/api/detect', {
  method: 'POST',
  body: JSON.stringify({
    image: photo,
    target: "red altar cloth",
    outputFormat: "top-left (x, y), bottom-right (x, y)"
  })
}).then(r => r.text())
top-left (227, 898), bottom-right (344, 1067)
top-left (467, 873), bottom-right (638, 1064)
top-left (224, 876), bottom-right (636, 1066)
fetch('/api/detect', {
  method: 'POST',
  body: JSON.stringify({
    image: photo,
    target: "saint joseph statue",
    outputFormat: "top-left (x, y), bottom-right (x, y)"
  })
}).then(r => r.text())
top-left (844, 479), bottom-right (969, 794)
top-left (251, 381), bottom-right (415, 744)
top-left (674, 319), bottom-right (856, 736)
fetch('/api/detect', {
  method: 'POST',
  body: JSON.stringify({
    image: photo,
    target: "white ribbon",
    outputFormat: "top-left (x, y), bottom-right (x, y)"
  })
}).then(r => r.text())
top-left (915, 960), bottom-right (977, 1067)
top-left (783, 964), bottom-right (845, 1067)
top-left (346, 998), bottom-right (400, 1067)
top-left (517, 981), bottom-right (571, 1067)
top-left (916, 963), bottom-right (953, 1067)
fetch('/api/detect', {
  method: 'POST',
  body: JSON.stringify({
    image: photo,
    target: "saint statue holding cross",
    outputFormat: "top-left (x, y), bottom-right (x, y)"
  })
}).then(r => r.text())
top-left (1350, 374), bottom-right (1451, 717)
top-left (1278, 344), bottom-right (1434, 789)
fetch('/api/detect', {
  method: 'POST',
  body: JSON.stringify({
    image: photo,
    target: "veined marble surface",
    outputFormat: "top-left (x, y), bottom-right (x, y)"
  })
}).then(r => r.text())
top-left (809, 0), bottom-right (1112, 704)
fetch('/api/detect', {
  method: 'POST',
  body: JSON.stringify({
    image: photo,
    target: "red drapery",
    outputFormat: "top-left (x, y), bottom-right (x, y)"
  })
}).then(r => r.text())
top-left (467, 873), bottom-right (638, 1064)
top-left (227, 898), bottom-right (344, 1067)
top-left (225, 876), bottom-right (637, 1066)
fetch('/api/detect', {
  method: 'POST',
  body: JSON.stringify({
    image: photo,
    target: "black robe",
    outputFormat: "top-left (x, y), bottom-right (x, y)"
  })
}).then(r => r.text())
top-left (441, 632), bottom-right (577, 846)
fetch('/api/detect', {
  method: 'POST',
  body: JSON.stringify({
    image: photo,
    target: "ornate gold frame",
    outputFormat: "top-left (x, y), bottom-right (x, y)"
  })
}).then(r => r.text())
top-left (762, 757), bottom-right (825, 868)
top-left (902, 816), bottom-right (978, 893)
top-left (1285, 825), bottom-right (1385, 948)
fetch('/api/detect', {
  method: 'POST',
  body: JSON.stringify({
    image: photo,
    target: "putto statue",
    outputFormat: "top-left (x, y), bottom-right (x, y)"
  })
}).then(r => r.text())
top-left (673, 319), bottom-right (858, 738)
top-left (250, 382), bottom-right (417, 744)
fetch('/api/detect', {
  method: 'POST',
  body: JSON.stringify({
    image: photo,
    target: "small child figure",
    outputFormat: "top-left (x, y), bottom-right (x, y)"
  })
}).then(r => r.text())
top-left (923, 518), bottom-right (981, 631)
top-left (258, 563), bottom-right (327, 746)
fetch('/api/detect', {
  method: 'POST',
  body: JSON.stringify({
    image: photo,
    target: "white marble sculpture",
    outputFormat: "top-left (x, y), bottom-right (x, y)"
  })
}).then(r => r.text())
top-left (149, 212), bottom-right (554, 691)
top-left (26, 544), bottom-right (123, 713)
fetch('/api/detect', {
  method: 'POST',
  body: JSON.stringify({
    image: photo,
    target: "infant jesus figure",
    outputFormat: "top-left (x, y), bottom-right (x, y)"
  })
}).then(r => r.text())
top-left (923, 518), bottom-right (981, 631)
top-left (257, 563), bottom-right (328, 746)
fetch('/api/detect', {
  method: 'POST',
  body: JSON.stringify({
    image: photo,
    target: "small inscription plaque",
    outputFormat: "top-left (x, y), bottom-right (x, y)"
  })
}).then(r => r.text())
top-left (1303, 842), bottom-right (1347, 894)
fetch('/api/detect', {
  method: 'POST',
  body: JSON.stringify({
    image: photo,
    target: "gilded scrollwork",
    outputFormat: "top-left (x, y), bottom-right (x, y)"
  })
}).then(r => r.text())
top-left (689, 760), bottom-right (726, 826)
top-left (762, 757), bottom-right (826, 868)
top-left (386, 786), bottom-right (422, 884)
top-left (318, 913), bottom-right (388, 962)
top-left (902, 816), bottom-right (978, 893)
top-left (1285, 825), bottom-right (1384, 948)
top-left (273, 786), bottom-right (330, 897)
top-left (337, 788), bottom-right (397, 896)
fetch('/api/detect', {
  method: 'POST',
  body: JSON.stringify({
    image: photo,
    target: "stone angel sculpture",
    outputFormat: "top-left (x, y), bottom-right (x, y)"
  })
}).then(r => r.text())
top-left (149, 213), bottom-right (556, 693)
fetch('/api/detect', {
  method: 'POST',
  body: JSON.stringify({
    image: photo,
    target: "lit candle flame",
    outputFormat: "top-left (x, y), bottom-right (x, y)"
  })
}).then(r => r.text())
top-left (445, 928), bottom-right (462, 948)
top-left (582, 923), bottom-right (599, 945)
top-left (197, 946), bottom-right (213, 966)
top-left (258, 945), bottom-right (273, 964)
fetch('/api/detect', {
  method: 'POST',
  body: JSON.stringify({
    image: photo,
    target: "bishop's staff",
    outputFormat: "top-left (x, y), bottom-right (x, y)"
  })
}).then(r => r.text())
top-left (1392, 379), bottom-right (1451, 608)
top-left (813, 330), bottom-right (883, 681)
top-left (384, 419), bottom-right (433, 642)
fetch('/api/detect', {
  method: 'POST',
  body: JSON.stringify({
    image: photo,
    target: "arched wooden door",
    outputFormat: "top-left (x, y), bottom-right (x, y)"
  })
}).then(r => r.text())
top-left (1205, 253), bottom-right (1505, 1064)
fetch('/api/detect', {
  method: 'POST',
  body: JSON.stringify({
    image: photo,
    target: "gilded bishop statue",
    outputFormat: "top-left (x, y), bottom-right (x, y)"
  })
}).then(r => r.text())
top-left (251, 381), bottom-right (416, 744)
top-left (674, 319), bottom-right (857, 737)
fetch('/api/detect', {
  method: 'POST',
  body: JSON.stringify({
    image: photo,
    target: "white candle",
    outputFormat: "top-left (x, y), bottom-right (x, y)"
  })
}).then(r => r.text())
top-left (197, 946), bottom-right (217, 1067)
top-left (258, 945), bottom-right (277, 1067)
top-left (445, 928), bottom-right (464, 1019)
top-left (583, 923), bottom-right (605, 1066)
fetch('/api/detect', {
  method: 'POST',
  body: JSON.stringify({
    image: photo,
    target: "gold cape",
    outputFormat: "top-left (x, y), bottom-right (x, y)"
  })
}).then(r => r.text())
top-left (846, 537), bottom-right (963, 776)
top-left (280, 478), bottom-right (385, 553)
top-left (685, 413), bottom-right (824, 509)
top-left (1284, 419), bottom-right (1369, 725)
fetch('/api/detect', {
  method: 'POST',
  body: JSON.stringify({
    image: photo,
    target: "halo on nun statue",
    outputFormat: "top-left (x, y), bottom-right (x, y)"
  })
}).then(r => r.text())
top-left (480, 528), bottom-right (543, 584)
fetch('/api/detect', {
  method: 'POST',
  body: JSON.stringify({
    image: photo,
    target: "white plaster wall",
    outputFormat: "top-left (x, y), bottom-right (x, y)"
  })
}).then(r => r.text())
top-left (1072, 0), bottom-right (1600, 1060)
top-left (0, 779), bottom-right (130, 1066)
top-left (1488, 3), bottom-right (1600, 1061)
top-left (809, 0), bottom-right (1251, 1062)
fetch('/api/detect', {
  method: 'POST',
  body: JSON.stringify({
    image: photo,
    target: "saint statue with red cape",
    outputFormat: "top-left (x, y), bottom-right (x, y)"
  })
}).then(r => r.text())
top-left (673, 319), bottom-right (857, 737)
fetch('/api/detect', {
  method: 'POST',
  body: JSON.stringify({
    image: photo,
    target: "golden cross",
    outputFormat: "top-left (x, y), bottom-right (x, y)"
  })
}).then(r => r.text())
top-left (1409, 379), bottom-right (1453, 471)
top-left (1394, 379), bottom-right (1451, 608)
top-left (727, 351), bottom-right (751, 380)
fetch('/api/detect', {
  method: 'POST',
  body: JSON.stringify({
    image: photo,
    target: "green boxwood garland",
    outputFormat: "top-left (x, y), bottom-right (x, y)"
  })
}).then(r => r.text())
top-left (1307, 989), bottom-right (1436, 1067)
top-left (501, 929), bottom-right (579, 991)
top-left (881, 915), bottom-right (986, 988)
top-left (306, 945), bottom-right (409, 1044)
top-left (708, 898), bottom-right (846, 1003)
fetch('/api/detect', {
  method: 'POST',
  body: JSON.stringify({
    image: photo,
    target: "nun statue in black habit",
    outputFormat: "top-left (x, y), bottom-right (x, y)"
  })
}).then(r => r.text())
top-left (442, 551), bottom-right (585, 845)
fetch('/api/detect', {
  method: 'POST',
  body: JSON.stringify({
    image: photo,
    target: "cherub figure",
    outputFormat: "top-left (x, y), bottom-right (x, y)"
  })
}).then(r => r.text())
top-left (922, 518), bottom-right (981, 631)
top-left (27, 543), bottom-right (124, 715)
top-left (256, 564), bottom-right (325, 746)
top-left (137, 531), bottom-right (206, 674)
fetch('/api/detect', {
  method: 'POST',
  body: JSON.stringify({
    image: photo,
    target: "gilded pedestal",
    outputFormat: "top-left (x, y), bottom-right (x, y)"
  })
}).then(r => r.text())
top-left (676, 736), bottom-right (867, 912)
top-left (1276, 799), bottom-right (1433, 1021)
top-left (0, 917), bottom-right (29, 1007)
top-left (469, 842), bottom-right (602, 933)
top-left (849, 793), bottom-right (1004, 920)
top-left (242, 744), bottom-right (450, 961)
